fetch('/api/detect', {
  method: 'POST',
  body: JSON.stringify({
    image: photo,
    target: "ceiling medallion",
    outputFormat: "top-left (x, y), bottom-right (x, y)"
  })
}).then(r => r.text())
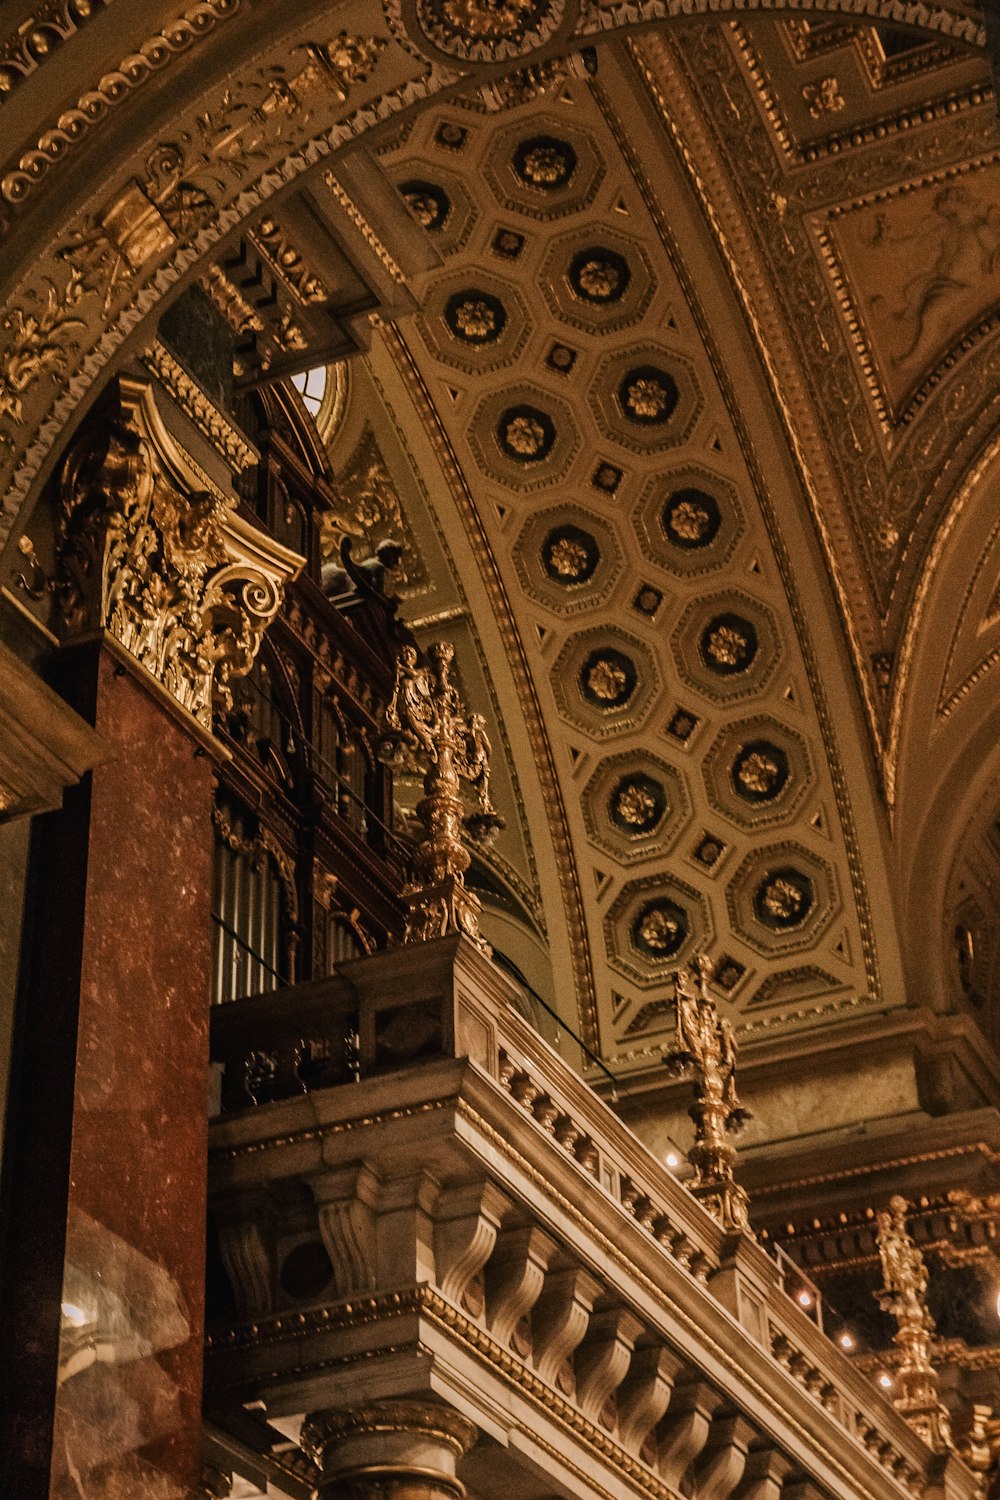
top-left (542, 524), bottom-right (599, 584)
top-left (632, 899), bottom-right (688, 958)
top-left (754, 868), bottom-right (814, 930)
top-left (414, 0), bottom-right (564, 61)
top-left (580, 648), bottom-right (636, 708)
top-left (399, 180), bottom-right (451, 230)
top-left (496, 403), bottom-right (555, 462)
top-left (569, 248), bottom-right (631, 304)
top-left (445, 289), bottom-right (507, 344)
top-left (513, 135), bottom-right (577, 191)
top-left (618, 366), bottom-right (677, 425)
top-left (609, 774), bottom-right (666, 835)
top-left (662, 487), bottom-right (721, 549)
top-left (699, 613), bottom-right (758, 675)
top-left (731, 741), bottom-right (789, 803)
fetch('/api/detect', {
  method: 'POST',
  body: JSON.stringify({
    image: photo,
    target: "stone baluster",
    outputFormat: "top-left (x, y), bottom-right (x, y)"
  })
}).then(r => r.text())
top-left (693, 1412), bottom-right (757, 1500)
top-left (658, 1376), bottom-right (724, 1489)
top-left (574, 1308), bottom-right (645, 1427)
top-left (531, 1266), bottom-right (603, 1388)
top-left (302, 1399), bottom-right (478, 1500)
top-left (434, 1180), bottom-right (511, 1316)
top-left (617, 1345), bottom-right (685, 1454)
top-left (311, 1164), bottom-right (379, 1297)
top-left (485, 1225), bottom-right (558, 1349)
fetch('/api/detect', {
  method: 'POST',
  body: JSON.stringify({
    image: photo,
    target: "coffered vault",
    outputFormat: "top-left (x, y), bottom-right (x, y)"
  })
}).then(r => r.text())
top-left (317, 20), bottom-right (1000, 1075)
top-left (1, 0), bottom-right (998, 1079)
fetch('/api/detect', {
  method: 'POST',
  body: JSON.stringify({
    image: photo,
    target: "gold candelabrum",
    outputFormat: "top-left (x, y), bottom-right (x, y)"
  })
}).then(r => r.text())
top-left (663, 955), bottom-right (753, 1236)
top-left (380, 641), bottom-right (504, 950)
top-left (875, 1195), bottom-right (953, 1453)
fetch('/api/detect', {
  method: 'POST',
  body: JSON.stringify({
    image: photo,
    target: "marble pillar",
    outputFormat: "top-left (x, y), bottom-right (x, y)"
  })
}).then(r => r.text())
top-left (301, 1400), bottom-right (478, 1500)
top-left (1, 646), bottom-right (215, 1500)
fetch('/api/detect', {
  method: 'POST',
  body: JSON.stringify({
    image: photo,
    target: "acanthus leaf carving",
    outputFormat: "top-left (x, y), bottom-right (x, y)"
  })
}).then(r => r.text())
top-left (53, 376), bottom-right (301, 729)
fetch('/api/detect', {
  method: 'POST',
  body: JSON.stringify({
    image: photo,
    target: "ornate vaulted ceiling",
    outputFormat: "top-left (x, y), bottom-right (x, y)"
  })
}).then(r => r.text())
top-left (319, 16), bottom-right (1000, 1073)
top-left (0, 0), bottom-right (997, 1078)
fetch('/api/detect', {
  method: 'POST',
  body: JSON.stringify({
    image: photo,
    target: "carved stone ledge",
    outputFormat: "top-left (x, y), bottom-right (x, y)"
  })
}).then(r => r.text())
top-left (0, 637), bottom-right (106, 820)
top-left (53, 376), bottom-right (301, 729)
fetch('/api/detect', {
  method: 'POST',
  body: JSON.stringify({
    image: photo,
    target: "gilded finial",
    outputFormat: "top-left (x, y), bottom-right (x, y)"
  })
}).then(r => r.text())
top-left (664, 954), bottom-right (753, 1236)
top-left (380, 640), bottom-right (503, 950)
top-left (875, 1195), bottom-right (952, 1452)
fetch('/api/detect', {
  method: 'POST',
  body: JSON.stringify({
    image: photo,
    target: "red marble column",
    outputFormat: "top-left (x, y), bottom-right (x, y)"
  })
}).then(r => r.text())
top-left (1, 646), bottom-right (214, 1500)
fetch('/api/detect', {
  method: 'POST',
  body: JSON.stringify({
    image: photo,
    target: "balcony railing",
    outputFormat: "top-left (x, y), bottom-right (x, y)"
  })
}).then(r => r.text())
top-left (206, 936), bottom-right (975, 1500)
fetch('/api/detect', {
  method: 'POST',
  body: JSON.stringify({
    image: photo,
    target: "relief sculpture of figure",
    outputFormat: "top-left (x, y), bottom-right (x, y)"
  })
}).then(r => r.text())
top-left (868, 184), bottom-right (1000, 364)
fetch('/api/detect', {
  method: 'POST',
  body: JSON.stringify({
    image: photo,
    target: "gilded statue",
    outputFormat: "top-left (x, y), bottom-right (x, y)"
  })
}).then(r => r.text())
top-left (381, 640), bottom-right (503, 949)
top-left (664, 955), bottom-right (752, 1235)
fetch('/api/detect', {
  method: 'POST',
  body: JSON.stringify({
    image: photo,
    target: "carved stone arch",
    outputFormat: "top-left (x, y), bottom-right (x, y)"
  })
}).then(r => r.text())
top-left (0, 0), bottom-right (987, 568)
top-left (891, 445), bottom-right (1000, 1016)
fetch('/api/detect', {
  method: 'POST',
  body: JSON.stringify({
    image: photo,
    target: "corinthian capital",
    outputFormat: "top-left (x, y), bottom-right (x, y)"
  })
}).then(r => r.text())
top-left (54, 376), bottom-right (301, 729)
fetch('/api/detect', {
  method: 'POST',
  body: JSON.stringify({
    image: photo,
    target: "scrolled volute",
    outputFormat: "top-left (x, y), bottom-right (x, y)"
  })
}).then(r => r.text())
top-left (54, 376), bottom-right (301, 729)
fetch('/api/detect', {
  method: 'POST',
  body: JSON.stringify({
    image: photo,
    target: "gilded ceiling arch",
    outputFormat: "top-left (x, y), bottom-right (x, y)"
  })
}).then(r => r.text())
top-left (0, 0), bottom-right (996, 1070)
top-left (0, 0), bottom-right (990, 566)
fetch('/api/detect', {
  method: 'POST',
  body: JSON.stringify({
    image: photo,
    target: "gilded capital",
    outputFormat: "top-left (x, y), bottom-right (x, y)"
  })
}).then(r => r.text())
top-left (53, 376), bottom-right (301, 729)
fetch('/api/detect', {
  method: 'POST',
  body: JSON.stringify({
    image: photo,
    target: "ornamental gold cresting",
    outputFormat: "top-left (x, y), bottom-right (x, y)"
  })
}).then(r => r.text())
top-left (380, 641), bottom-right (503, 950)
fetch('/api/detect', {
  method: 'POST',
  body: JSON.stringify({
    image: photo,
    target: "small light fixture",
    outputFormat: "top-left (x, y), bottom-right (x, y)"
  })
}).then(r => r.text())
top-left (797, 1289), bottom-right (812, 1308)
top-left (879, 1373), bottom-right (893, 1389)
top-left (995, 1289), bottom-right (1000, 1320)
top-left (666, 1152), bottom-right (680, 1168)
top-left (839, 1332), bottom-right (855, 1351)
top-left (61, 1301), bottom-right (89, 1327)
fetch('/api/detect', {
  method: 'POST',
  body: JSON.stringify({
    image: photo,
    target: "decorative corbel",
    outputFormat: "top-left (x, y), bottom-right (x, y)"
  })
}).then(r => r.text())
top-left (212, 1191), bottom-right (276, 1319)
top-left (658, 1376), bottom-right (724, 1489)
top-left (485, 1225), bottom-right (558, 1349)
top-left (574, 1308), bottom-right (645, 1426)
top-left (311, 1164), bottom-right (380, 1297)
top-left (434, 1179), bottom-right (511, 1314)
top-left (693, 1412), bottom-right (757, 1500)
top-left (617, 1345), bottom-right (685, 1454)
top-left (531, 1265), bottom-right (603, 1388)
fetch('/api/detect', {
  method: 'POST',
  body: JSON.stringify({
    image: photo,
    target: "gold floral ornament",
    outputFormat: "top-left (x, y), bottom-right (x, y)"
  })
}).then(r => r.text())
top-left (759, 876), bottom-right (805, 922)
top-left (454, 299), bottom-right (496, 339)
top-left (664, 955), bottom-right (753, 1236)
top-left (547, 535), bottom-right (589, 578)
top-left (586, 658), bottom-right (627, 702)
top-left (637, 906), bottom-right (679, 951)
top-left (614, 781), bottom-right (657, 828)
top-left (622, 374), bottom-right (672, 422)
top-left (0, 269), bottom-right (87, 435)
top-left (576, 258), bottom-right (622, 299)
top-left (519, 143), bottom-right (570, 186)
top-left (736, 749), bottom-right (781, 796)
top-left (706, 624), bottom-right (747, 667)
top-left (670, 498), bottom-right (711, 542)
top-left (875, 1195), bottom-right (952, 1452)
top-left (380, 642), bottom-right (504, 950)
top-left (52, 377), bottom-right (301, 729)
top-left (414, 0), bottom-right (563, 63)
